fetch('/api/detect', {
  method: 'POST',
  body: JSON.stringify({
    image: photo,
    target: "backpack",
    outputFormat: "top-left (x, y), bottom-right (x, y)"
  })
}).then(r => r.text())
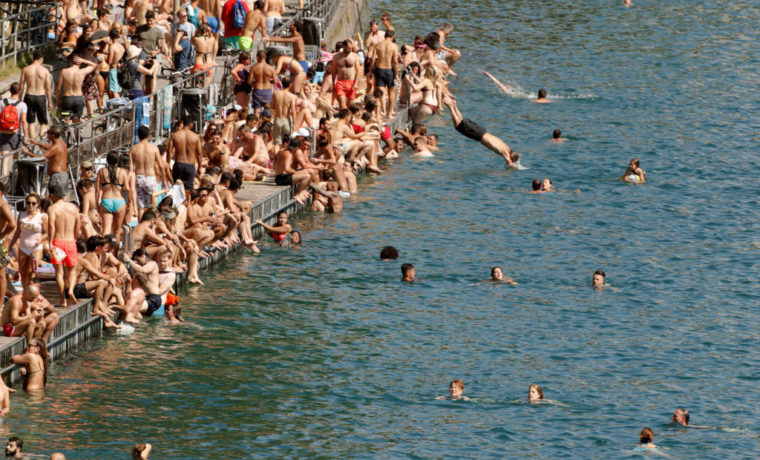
top-left (0, 99), bottom-right (20, 134)
top-left (233, 0), bottom-right (246, 29)
top-left (117, 57), bottom-right (134, 90)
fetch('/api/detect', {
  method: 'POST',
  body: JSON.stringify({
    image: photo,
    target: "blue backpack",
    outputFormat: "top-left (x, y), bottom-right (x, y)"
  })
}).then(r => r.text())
top-left (233, 0), bottom-right (246, 29)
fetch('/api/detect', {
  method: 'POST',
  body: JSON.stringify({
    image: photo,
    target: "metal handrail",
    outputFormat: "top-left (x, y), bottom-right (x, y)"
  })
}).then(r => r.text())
top-left (0, 2), bottom-right (58, 68)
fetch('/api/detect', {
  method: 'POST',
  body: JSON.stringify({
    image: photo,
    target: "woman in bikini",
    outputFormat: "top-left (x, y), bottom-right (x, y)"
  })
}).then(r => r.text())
top-left (191, 24), bottom-right (215, 84)
top-left (12, 339), bottom-right (48, 391)
top-left (256, 211), bottom-right (292, 243)
top-left (8, 194), bottom-right (47, 289)
top-left (274, 53), bottom-right (308, 94)
top-left (97, 152), bottom-right (129, 240)
top-left (406, 67), bottom-right (442, 126)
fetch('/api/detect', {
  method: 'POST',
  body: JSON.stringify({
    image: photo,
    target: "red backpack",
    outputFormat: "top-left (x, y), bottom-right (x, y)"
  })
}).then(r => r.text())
top-left (0, 99), bottom-right (20, 134)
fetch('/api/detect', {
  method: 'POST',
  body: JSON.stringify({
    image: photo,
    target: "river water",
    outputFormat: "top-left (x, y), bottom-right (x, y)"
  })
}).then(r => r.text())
top-left (6, 1), bottom-right (760, 458)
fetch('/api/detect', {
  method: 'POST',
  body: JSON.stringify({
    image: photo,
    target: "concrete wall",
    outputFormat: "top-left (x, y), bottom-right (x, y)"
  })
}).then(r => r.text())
top-left (323, 0), bottom-right (369, 48)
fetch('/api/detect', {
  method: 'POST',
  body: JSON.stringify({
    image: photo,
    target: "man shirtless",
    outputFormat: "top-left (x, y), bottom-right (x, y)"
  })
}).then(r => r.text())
top-left (107, 28), bottom-right (125, 98)
top-left (233, 126), bottom-right (270, 168)
top-left (266, 21), bottom-right (308, 74)
top-left (364, 19), bottom-right (385, 93)
top-left (167, 116), bottom-right (203, 190)
top-left (372, 30), bottom-right (399, 116)
top-left (132, 126), bottom-right (169, 217)
top-left (1, 286), bottom-right (37, 341)
top-left (271, 76), bottom-right (296, 149)
top-left (184, 188), bottom-right (218, 251)
top-left (56, 56), bottom-right (96, 120)
top-left (26, 285), bottom-right (59, 342)
top-left (64, 0), bottom-right (84, 27)
top-left (435, 23), bottom-right (461, 68)
top-left (47, 183), bottom-right (80, 307)
top-left (381, 12), bottom-right (393, 32)
top-left (309, 182), bottom-right (343, 213)
top-left (123, 249), bottom-right (162, 321)
top-left (240, 0), bottom-right (267, 51)
top-left (28, 127), bottom-right (69, 199)
top-left (333, 40), bottom-right (360, 110)
top-left (274, 138), bottom-right (312, 201)
top-left (247, 50), bottom-right (275, 116)
top-left (443, 97), bottom-right (518, 168)
top-left (73, 237), bottom-right (119, 328)
top-left (204, 130), bottom-right (231, 169)
top-left (331, 109), bottom-right (376, 172)
top-left (217, 173), bottom-right (258, 252)
top-left (131, 210), bottom-right (172, 260)
top-left (19, 50), bottom-right (52, 140)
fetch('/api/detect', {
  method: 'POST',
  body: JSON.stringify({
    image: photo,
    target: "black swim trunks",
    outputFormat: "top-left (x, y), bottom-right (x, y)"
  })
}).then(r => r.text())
top-left (61, 95), bottom-right (85, 119)
top-left (73, 282), bottom-right (90, 299)
top-left (275, 173), bottom-right (293, 186)
top-left (23, 94), bottom-right (48, 124)
top-left (144, 294), bottom-right (162, 317)
top-left (455, 118), bottom-right (487, 142)
top-left (172, 161), bottom-right (196, 190)
top-left (374, 68), bottom-right (395, 88)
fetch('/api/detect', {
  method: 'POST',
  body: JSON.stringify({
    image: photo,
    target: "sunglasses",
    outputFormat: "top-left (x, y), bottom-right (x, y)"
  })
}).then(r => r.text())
top-left (26, 201), bottom-right (38, 205)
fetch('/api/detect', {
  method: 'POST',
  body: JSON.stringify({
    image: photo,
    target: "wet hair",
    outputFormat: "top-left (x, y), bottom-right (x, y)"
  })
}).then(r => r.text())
top-left (48, 126), bottom-right (62, 138)
top-left (449, 379), bottom-right (464, 391)
top-left (553, 129), bottom-right (562, 139)
top-left (141, 210), bottom-right (156, 222)
top-left (27, 339), bottom-right (48, 389)
top-left (491, 266), bottom-right (502, 277)
top-left (401, 263), bottom-right (414, 277)
top-left (629, 158), bottom-right (640, 168)
top-left (380, 246), bottom-right (398, 260)
top-left (7, 437), bottom-right (22, 452)
top-left (86, 235), bottom-right (107, 251)
top-left (106, 152), bottom-right (119, 186)
top-left (529, 384), bottom-right (544, 399)
top-left (538, 88), bottom-right (548, 99)
top-left (594, 269), bottom-right (606, 279)
top-left (132, 443), bottom-right (148, 459)
top-left (532, 179), bottom-right (541, 191)
top-left (674, 408), bottom-right (690, 425)
top-left (137, 125), bottom-right (150, 140)
top-left (640, 427), bottom-right (654, 444)
top-left (291, 230), bottom-right (301, 244)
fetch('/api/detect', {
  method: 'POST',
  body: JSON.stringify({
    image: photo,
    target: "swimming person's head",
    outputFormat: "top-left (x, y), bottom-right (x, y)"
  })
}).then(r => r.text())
top-left (640, 427), bottom-right (654, 445)
top-left (532, 179), bottom-right (542, 191)
top-left (542, 179), bottom-right (553, 191)
top-left (538, 88), bottom-right (547, 99)
top-left (291, 231), bottom-right (302, 245)
top-left (592, 270), bottom-right (606, 289)
top-left (528, 384), bottom-right (544, 401)
top-left (401, 263), bottom-right (415, 281)
top-left (672, 408), bottom-right (689, 426)
top-left (553, 129), bottom-right (562, 139)
top-left (629, 158), bottom-right (640, 169)
top-left (491, 266), bottom-right (503, 281)
top-left (380, 246), bottom-right (399, 260)
top-left (449, 379), bottom-right (464, 399)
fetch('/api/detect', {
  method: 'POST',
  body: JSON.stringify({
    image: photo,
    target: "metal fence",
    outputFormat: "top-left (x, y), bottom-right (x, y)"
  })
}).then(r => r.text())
top-left (0, 2), bottom-right (57, 68)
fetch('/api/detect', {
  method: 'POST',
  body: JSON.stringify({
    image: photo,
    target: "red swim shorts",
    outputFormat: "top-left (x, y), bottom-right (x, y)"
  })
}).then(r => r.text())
top-left (3, 322), bottom-right (15, 337)
top-left (51, 239), bottom-right (78, 267)
top-left (334, 79), bottom-right (356, 99)
top-left (192, 62), bottom-right (214, 77)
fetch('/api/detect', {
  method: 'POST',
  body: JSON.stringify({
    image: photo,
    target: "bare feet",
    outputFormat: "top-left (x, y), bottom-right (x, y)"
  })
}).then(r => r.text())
top-left (188, 276), bottom-right (205, 285)
top-left (67, 292), bottom-right (78, 306)
top-left (367, 165), bottom-right (383, 175)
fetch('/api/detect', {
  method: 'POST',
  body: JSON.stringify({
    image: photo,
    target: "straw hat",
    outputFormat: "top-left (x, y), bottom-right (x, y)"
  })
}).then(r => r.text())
top-left (126, 45), bottom-right (142, 61)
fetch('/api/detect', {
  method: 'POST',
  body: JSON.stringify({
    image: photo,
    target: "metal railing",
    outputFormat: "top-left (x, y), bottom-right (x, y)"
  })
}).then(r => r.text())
top-left (0, 2), bottom-right (57, 67)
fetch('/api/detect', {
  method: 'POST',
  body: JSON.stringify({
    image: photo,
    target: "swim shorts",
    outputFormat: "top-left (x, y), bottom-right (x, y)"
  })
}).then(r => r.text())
top-left (272, 117), bottom-right (291, 145)
top-left (144, 294), bottom-right (162, 316)
top-left (298, 60), bottom-right (309, 73)
top-left (334, 79), bottom-right (356, 99)
top-left (2, 322), bottom-right (15, 337)
top-left (51, 238), bottom-right (77, 267)
top-left (61, 95), bottom-right (85, 119)
top-left (274, 173), bottom-right (293, 186)
top-left (48, 172), bottom-right (69, 195)
top-left (206, 16), bottom-right (220, 34)
top-left (73, 282), bottom-right (90, 299)
top-left (172, 161), bottom-right (196, 190)
top-left (251, 88), bottom-right (273, 109)
top-left (24, 94), bottom-right (48, 124)
top-left (108, 68), bottom-right (122, 93)
top-left (224, 36), bottom-right (241, 49)
top-left (374, 68), bottom-right (395, 88)
top-left (136, 174), bottom-right (158, 209)
top-left (239, 35), bottom-right (253, 51)
top-left (455, 118), bottom-right (487, 142)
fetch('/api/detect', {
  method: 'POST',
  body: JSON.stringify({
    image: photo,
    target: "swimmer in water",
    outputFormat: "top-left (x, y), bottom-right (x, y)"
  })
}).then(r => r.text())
top-left (481, 71), bottom-right (510, 93)
top-left (637, 427), bottom-right (658, 449)
top-left (672, 408), bottom-right (710, 428)
top-left (620, 158), bottom-right (646, 183)
top-left (411, 136), bottom-right (434, 158)
top-left (528, 384), bottom-right (544, 402)
top-left (552, 129), bottom-right (565, 142)
top-left (534, 88), bottom-right (550, 103)
top-left (401, 263), bottom-right (415, 282)
top-left (488, 266), bottom-right (518, 284)
top-left (592, 269), bottom-right (606, 290)
top-left (529, 179), bottom-right (542, 193)
top-left (380, 246), bottom-right (399, 260)
top-left (436, 379), bottom-right (470, 401)
top-left (541, 178), bottom-right (554, 192)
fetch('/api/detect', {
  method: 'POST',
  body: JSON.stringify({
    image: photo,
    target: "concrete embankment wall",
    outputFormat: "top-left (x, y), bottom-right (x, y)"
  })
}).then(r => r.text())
top-left (323, 0), bottom-right (369, 48)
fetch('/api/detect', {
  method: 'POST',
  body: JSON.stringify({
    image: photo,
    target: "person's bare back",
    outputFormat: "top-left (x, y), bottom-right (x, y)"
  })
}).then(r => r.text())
top-left (171, 127), bottom-right (202, 166)
top-left (21, 61), bottom-right (50, 97)
top-left (271, 88), bottom-right (295, 119)
top-left (375, 39), bottom-right (398, 70)
top-left (48, 200), bottom-right (80, 242)
top-left (131, 139), bottom-right (160, 177)
top-left (249, 60), bottom-right (275, 90)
